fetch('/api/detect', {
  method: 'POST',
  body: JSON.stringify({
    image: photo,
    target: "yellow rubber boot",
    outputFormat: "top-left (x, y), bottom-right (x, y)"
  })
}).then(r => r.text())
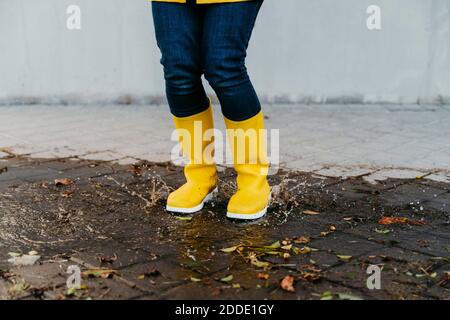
top-left (224, 111), bottom-right (270, 220)
top-left (166, 105), bottom-right (217, 214)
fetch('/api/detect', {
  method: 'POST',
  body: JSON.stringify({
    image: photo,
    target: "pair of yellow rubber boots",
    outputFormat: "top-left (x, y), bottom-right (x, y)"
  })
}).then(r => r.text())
top-left (166, 104), bottom-right (270, 220)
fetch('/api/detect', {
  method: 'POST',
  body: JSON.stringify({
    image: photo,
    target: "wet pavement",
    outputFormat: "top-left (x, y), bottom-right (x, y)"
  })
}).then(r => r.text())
top-left (0, 157), bottom-right (449, 300)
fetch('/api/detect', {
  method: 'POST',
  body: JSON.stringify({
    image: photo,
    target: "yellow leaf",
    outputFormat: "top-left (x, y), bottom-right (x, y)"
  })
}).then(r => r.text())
top-left (303, 210), bottom-right (320, 215)
top-left (220, 275), bottom-right (233, 282)
top-left (190, 277), bottom-right (201, 282)
top-left (336, 255), bottom-right (352, 261)
top-left (220, 245), bottom-right (241, 253)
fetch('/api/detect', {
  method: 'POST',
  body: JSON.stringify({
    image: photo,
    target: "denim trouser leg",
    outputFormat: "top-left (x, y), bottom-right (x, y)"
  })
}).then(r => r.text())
top-left (152, 1), bottom-right (263, 120)
top-left (152, 3), bottom-right (210, 117)
top-left (202, 1), bottom-right (263, 121)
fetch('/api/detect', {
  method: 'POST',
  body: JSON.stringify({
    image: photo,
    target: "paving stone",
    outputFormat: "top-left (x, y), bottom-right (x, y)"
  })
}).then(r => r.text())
top-left (0, 157), bottom-right (449, 299)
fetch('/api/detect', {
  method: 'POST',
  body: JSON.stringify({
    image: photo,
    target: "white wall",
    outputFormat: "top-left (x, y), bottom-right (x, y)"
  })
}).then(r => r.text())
top-left (1, 0), bottom-right (450, 105)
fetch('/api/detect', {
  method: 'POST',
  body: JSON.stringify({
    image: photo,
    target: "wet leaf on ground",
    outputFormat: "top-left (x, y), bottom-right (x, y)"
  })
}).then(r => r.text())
top-left (303, 210), bottom-right (320, 215)
top-left (220, 245), bottom-right (242, 253)
top-left (55, 178), bottom-right (73, 186)
top-left (220, 275), bottom-right (233, 283)
top-left (374, 228), bottom-right (391, 234)
top-left (293, 236), bottom-right (310, 244)
top-left (190, 277), bottom-right (202, 282)
top-left (82, 269), bottom-right (117, 279)
top-left (378, 216), bottom-right (426, 225)
top-left (280, 275), bottom-right (295, 292)
top-left (175, 216), bottom-right (193, 221)
top-left (336, 255), bottom-right (352, 261)
top-left (257, 273), bottom-right (270, 280)
top-left (338, 293), bottom-right (363, 300)
top-left (248, 253), bottom-right (270, 269)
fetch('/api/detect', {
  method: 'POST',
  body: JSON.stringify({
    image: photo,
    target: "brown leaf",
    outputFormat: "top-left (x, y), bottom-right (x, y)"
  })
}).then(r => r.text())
top-left (257, 273), bottom-right (270, 280)
top-left (99, 254), bottom-right (118, 264)
top-left (55, 178), bottom-right (73, 186)
top-left (303, 210), bottom-right (320, 215)
top-left (280, 275), bottom-right (295, 292)
top-left (293, 236), bottom-right (310, 244)
top-left (61, 191), bottom-right (73, 198)
top-left (300, 272), bottom-right (322, 282)
top-left (378, 216), bottom-right (426, 225)
top-left (320, 226), bottom-right (336, 237)
top-left (82, 269), bottom-right (116, 279)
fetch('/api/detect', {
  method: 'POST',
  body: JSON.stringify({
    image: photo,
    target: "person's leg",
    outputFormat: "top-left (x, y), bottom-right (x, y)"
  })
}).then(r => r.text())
top-left (202, 0), bottom-right (263, 121)
top-left (152, 2), bottom-right (217, 213)
top-left (202, 1), bottom-right (270, 220)
top-left (152, 2), bottom-right (209, 117)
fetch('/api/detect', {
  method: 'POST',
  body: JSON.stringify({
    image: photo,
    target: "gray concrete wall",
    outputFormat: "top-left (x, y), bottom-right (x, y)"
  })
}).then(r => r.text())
top-left (1, 0), bottom-right (450, 105)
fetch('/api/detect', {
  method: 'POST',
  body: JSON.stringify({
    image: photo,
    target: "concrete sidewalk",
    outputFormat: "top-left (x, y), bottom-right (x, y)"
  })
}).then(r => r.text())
top-left (1, 104), bottom-right (449, 183)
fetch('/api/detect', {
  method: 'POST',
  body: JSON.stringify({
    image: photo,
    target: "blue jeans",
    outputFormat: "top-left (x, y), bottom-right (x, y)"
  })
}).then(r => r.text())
top-left (152, 1), bottom-right (263, 121)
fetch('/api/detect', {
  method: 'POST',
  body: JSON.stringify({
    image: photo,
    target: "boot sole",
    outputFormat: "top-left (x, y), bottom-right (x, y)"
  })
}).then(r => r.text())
top-left (166, 187), bottom-right (218, 214)
top-left (226, 194), bottom-right (271, 220)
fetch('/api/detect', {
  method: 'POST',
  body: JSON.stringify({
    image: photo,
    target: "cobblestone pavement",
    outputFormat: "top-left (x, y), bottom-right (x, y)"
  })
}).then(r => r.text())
top-left (0, 104), bottom-right (449, 182)
top-left (0, 157), bottom-right (449, 300)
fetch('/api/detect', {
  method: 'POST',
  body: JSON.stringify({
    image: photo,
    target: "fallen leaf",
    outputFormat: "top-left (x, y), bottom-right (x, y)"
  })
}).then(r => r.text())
top-left (232, 283), bottom-right (241, 289)
top-left (220, 245), bottom-right (241, 253)
top-left (190, 277), bottom-right (201, 282)
top-left (65, 287), bottom-right (77, 297)
top-left (280, 275), bottom-right (295, 292)
top-left (257, 273), bottom-right (270, 280)
top-left (8, 252), bottom-right (22, 257)
top-left (82, 269), bottom-right (116, 279)
top-left (220, 275), bottom-right (233, 282)
top-left (336, 255), bottom-right (352, 261)
top-left (374, 228), bottom-right (391, 234)
top-left (61, 191), bottom-right (73, 198)
top-left (175, 216), bottom-right (193, 221)
top-left (266, 241), bottom-right (281, 249)
top-left (378, 216), bottom-right (426, 226)
top-left (293, 236), bottom-right (310, 244)
top-left (320, 225), bottom-right (336, 237)
top-left (55, 178), bottom-right (73, 186)
top-left (292, 246), bottom-right (313, 255)
top-left (320, 291), bottom-right (333, 300)
top-left (303, 210), bottom-right (320, 215)
top-left (248, 253), bottom-right (270, 269)
top-left (338, 293), bottom-right (363, 300)
top-left (300, 272), bottom-right (322, 282)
